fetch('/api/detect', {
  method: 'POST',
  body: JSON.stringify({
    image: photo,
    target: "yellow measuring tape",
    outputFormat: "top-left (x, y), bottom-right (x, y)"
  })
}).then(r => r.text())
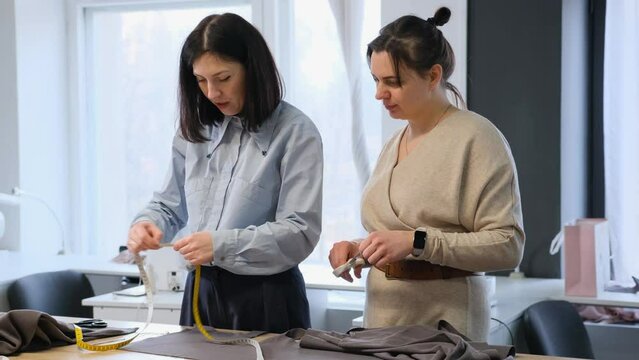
top-left (75, 253), bottom-right (151, 351)
top-left (191, 264), bottom-right (264, 359)
top-left (192, 264), bottom-right (213, 340)
top-left (74, 325), bottom-right (137, 351)
top-left (76, 257), bottom-right (263, 359)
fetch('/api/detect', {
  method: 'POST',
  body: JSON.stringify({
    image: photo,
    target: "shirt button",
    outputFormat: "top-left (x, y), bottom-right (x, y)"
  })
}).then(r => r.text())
top-left (220, 256), bottom-right (225, 261)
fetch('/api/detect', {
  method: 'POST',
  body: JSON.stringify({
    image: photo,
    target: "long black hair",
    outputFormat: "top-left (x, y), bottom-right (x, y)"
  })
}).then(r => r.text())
top-left (367, 7), bottom-right (465, 108)
top-left (178, 13), bottom-right (283, 142)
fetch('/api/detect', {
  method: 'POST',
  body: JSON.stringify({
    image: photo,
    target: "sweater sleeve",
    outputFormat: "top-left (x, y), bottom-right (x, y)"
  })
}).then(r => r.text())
top-left (415, 123), bottom-right (525, 272)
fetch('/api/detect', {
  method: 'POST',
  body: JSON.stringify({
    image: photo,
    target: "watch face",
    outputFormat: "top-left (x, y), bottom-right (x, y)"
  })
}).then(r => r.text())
top-left (412, 230), bottom-right (427, 256)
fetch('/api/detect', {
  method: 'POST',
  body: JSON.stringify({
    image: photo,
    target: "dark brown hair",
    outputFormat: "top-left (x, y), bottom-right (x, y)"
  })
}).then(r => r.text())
top-left (178, 13), bottom-right (283, 142)
top-left (366, 7), bottom-right (465, 108)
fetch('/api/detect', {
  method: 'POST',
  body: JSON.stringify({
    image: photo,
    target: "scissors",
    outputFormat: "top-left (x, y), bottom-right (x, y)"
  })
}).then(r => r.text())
top-left (74, 319), bottom-right (108, 328)
top-left (332, 253), bottom-right (368, 277)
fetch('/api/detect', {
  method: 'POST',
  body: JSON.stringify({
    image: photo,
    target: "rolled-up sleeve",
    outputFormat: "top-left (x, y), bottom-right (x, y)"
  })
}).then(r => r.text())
top-left (212, 119), bottom-right (323, 275)
top-left (132, 134), bottom-right (188, 243)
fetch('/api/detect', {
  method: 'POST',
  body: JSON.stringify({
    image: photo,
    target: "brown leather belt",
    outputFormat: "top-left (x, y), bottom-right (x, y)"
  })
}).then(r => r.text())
top-left (376, 260), bottom-right (476, 280)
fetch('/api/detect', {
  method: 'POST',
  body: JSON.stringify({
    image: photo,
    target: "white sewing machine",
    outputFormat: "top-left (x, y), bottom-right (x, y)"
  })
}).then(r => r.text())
top-left (143, 246), bottom-right (189, 292)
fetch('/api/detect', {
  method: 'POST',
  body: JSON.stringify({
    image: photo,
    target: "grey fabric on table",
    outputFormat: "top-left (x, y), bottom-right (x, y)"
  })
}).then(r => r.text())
top-left (122, 327), bottom-right (266, 359)
top-left (288, 321), bottom-right (515, 360)
top-left (0, 310), bottom-right (137, 356)
top-left (122, 321), bottom-right (514, 360)
top-left (123, 328), bottom-right (371, 360)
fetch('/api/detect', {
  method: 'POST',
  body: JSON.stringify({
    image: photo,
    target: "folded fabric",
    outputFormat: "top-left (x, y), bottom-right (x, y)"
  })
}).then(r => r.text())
top-left (286, 320), bottom-right (515, 360)
top-left (0, 310), bottom-right (137, 356)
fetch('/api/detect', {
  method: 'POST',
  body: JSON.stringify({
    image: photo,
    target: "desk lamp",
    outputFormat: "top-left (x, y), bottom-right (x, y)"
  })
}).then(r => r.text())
top-left (0, 191), bottom-right (20, 239)
top-left (0, 188), bottom-right (65, 254)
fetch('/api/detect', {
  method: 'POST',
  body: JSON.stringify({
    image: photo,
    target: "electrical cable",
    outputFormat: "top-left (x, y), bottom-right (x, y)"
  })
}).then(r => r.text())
top-left (490, 317), bottom-right (514, 345)
top-left (12, 187), bottom-right (66, 254)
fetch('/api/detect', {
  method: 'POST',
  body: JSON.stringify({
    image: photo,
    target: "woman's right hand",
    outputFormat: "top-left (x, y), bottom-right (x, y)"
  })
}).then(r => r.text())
top-left (329, 240), bottom-right (361, 282)
top-left (127, 221), bottom-right (163, 254)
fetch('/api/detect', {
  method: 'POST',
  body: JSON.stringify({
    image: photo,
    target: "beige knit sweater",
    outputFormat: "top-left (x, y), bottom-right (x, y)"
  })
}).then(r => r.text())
top-left (361, 109), bottom-right (525, 341)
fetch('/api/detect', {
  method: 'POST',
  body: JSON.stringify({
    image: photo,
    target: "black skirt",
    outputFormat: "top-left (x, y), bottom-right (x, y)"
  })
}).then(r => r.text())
top-left (179, 265), bottom-right (310, 333)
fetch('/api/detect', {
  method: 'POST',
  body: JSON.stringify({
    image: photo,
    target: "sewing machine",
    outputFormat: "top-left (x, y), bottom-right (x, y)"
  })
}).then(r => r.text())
top-left (143, 246), bottom-right (189, 292)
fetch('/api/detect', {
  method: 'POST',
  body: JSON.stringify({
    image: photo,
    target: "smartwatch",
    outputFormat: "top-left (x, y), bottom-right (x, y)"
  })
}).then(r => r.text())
top-left (411, 229), bottom-right (427, 257)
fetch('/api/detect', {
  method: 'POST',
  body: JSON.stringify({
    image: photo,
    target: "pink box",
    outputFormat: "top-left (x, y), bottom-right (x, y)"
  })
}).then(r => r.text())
top-left (564, 219), bottom-right (610, 297)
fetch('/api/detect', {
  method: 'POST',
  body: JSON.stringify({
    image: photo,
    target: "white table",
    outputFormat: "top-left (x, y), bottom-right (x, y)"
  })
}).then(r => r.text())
top-left (84, 274), bottom-right (566, 329)
top-left (84, 289), bottom-right (184, 324)
top-left (552, 291), bottom-right (639, 308)
top-left (83, 264), bottom-right (369, 325)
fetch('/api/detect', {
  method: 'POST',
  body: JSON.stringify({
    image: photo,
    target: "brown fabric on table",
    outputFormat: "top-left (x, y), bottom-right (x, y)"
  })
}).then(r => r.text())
top-left (261, 334), bottom-right (373, 359)
top-left (287, 320), bottom-right (515, 360)
top-left (122, 327), bottom-right (266, 359)
top-left (0, 310), bottom-right (137, 356)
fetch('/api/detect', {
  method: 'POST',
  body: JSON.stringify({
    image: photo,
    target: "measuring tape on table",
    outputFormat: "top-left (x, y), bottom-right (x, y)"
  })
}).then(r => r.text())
top-left (74, 253), bottom-right (152, 351)
top-left (75, 251), bottom-right (264, 360)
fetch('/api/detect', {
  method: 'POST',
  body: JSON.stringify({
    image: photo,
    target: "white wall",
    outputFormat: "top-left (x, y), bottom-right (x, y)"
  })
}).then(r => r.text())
top-left (380, 0), bottom-right (467, 141)
top-left (0, 0), bottom-right (21, 250)
top-left (0, 0), bottom-right (70, 254)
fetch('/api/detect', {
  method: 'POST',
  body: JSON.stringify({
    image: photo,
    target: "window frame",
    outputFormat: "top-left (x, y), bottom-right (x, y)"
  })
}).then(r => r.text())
top-left (64, 0), bottom-right (383, 290)
top-left (65, 0), bottom-right (271, 254)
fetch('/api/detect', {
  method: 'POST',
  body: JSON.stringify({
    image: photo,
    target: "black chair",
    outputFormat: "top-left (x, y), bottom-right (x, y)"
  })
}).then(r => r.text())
top-left (523, 300), bottom-right (595, 359)
top-left (7, 270), bottom-right (95, 318)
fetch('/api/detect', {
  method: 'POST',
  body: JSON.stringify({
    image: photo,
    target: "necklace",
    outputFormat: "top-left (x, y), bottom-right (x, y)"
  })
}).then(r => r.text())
top-left (404, 104), bottom-right (452, 156)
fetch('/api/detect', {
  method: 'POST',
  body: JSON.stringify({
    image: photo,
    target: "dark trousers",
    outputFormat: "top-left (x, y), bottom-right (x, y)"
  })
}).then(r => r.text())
top-left (179, 265), bottom-right (310, 333)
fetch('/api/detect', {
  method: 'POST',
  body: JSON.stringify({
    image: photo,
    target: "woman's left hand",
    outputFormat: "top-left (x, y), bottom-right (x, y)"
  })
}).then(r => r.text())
top-left (173, 231), bottom-right (214, 265)
top-left (359, 230), bottom-right (414, 268)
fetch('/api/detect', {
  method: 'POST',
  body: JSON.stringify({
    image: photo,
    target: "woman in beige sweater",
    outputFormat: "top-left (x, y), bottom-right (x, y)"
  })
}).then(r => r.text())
top-left (329, 7), bottom-right (525, 341)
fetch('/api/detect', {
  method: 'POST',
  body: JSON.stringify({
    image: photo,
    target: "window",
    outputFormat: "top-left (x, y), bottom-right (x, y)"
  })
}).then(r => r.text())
top-left (75, 1), bottom-right (252, 255)
top-left (72, 0), bottom-right (382, 273)
top-left (285, 0), bottom-right (381, 265)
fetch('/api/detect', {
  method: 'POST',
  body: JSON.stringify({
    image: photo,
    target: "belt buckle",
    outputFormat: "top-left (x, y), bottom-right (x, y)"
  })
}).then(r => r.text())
top-left (383, 264), bottom-right (398, 280)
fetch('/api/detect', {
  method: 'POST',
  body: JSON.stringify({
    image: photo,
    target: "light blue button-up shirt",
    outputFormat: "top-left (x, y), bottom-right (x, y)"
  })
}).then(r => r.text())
top-left (134, 101), bottom-right (323, 275)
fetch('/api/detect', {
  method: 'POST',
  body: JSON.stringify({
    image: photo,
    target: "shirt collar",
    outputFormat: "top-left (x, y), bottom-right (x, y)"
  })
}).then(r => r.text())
top-left (212, 102), bottom-right (282, 155)
top-left (246, 102), bottom-right (282, 156)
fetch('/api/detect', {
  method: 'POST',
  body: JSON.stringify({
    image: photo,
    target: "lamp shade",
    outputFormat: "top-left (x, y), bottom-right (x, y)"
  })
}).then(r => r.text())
top-left (0, 192), bottom-right (20, 206)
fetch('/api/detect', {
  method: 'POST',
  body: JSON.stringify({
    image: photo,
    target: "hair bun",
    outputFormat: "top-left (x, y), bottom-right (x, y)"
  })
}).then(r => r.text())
top-left (432, 7), bottom-right (451, 26)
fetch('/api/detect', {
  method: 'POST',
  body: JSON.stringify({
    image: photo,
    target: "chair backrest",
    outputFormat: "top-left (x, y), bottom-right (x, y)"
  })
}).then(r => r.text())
top-left (523, 300), bottom-right (595, 359)
top-left (7, 270), bottom-right (95, 318)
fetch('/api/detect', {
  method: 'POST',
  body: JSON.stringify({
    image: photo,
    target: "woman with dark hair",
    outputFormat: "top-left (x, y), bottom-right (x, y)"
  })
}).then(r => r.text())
top-left (127, 13), bottom-right (323, 333)
top-left (329, 8), bottom-right (524, 341)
